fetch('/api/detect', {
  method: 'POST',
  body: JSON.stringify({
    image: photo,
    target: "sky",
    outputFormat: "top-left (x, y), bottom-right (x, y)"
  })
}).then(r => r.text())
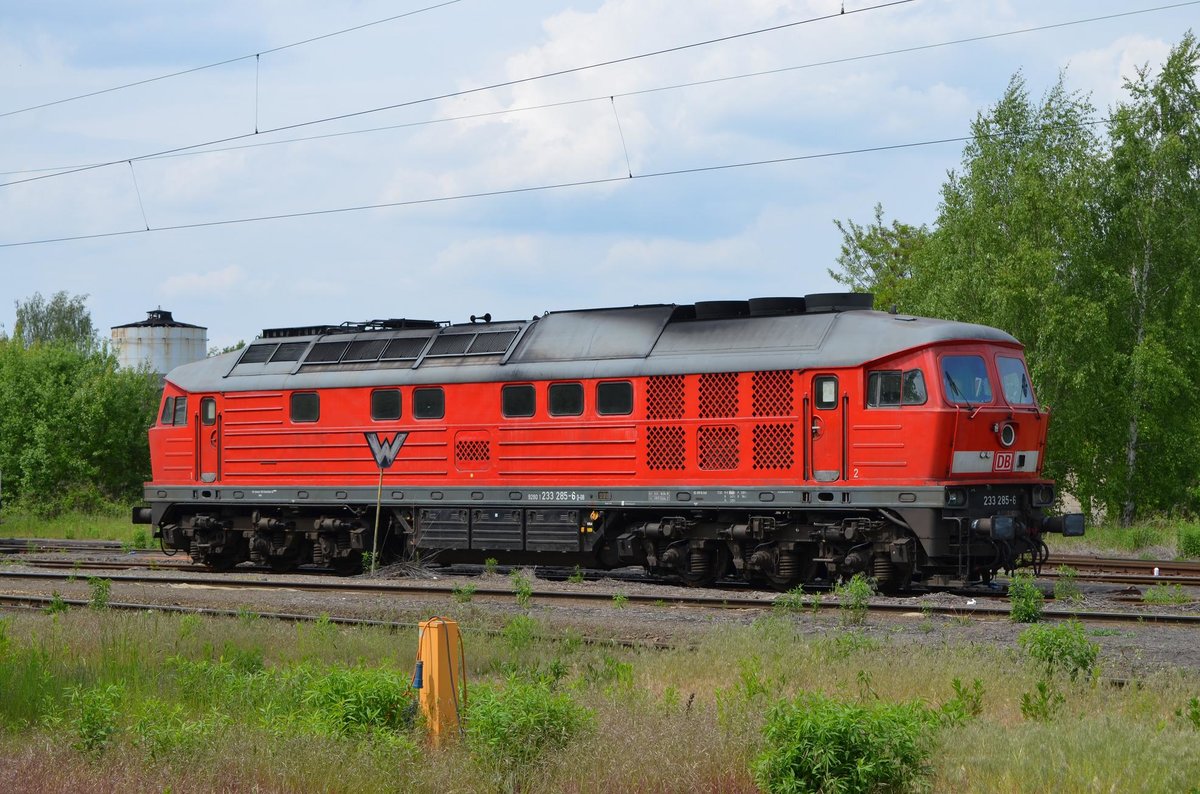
top-left (0, 0), bottom-right (1195, 350)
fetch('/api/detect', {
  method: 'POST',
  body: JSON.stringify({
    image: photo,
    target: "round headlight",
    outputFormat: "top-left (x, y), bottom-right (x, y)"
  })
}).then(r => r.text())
top-left (998, 423), bottom-right (1016, 448)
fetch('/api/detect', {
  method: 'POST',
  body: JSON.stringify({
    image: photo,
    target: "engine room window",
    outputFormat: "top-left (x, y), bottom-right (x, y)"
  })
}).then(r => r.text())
top-left (502, 384), bottom-right (536, 418)
top-left (161, 397), bottom-right (175, 425)
top-left (200, 397), bottom-right (216, 426)
top-left (867, 372), bottom-right (902, 407)
top-left (597, 381), bottom-right (634, 416)
top-left (814, 376), bottom-right (839, 410)
top-left (173, 397), bottom-right (188, 426)
top-left (902, 370), bottom-right (927, 405)
top-left (413, 387), bottom-right (445, 419)
top-left (548, 382), bottom-right (584, 416)
top-left (290, 392), bottom-right (320, 423)
top-left (371, 389), bottom-right (402, 421)
top-left (941, 355), bottom-right (992, 404)
top-left (997, 356), bottom-right (1035, 405)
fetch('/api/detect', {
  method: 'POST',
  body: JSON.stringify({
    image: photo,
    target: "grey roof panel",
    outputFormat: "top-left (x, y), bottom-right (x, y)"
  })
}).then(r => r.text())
top-left (165, 305), bottom-right (1020, 394)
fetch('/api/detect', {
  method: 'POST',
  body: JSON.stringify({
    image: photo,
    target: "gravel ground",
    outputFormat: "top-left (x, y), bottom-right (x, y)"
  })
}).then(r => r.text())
top-left (2, 553), bottom-right (1199, 679)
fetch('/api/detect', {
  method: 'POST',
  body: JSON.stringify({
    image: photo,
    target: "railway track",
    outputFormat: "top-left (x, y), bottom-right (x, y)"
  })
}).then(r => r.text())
top-left (1, 568), bottom-right (1196, 626)
top-left (1044, 554), bottom-right (1200, 587)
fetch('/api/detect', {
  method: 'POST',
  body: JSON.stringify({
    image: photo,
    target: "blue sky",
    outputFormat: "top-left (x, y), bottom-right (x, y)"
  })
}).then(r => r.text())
top-left (1, 0), bottom-right (1195, 349)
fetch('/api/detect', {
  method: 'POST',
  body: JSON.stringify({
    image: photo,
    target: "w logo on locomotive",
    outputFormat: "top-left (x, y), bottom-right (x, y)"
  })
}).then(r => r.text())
top-left (365, 432), bottom-right (409, 469)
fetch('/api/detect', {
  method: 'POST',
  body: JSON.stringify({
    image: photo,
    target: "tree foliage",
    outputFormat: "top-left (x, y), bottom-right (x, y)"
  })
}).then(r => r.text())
top-left (831, 33), bottom-right (1200, 523)
top-left (13, 291), bottom-right (96, 351)
top-left (0, 296), bottom-right (160, 516)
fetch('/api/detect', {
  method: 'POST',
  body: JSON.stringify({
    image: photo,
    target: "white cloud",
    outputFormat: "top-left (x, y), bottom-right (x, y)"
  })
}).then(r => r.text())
top-left (1063, 35), bottom-right (1174, 111)
top-left (161, 265), bottom-right (246, 297)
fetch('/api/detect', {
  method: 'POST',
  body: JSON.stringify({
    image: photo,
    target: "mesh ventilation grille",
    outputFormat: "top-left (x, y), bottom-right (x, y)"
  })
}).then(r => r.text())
top-left (647, 375), bottom-right (685, 420)
top-left (455, 440), bottom-right (490, 463)
top-left (752, 423), bottom-right (795, 470)
top-left (752, 370), bottom-right (794, 417)
top-left (699, 372), bottom-right (739, 418)
top-left (647, 425), bottom-right (686, 470)
top-left (698, 425), bottom-right (739, 470)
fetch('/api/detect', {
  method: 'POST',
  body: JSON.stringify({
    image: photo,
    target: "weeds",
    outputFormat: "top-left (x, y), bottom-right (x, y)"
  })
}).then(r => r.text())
top-left (1178, 526), bottom-right (1200, 559)
top-left (451, 583), bottom-right (477, 604)
top-left (1008, 571), bottom-right (1044, 623)
top-left (510, 569), bottom-right (533, 609)
top-left (940, 678), bottom-right (985, 725)
top-left (567, 565), bottom-right (585, 584)
top-left (1143, 583), bottom-right (1191, 605)
top-left (502, 614), bottom-right (539, 650)
top-left (1019, 620), bottom-right (1099, 682)
top-left (833, 573), bottom-right (874, 626)
top-left (45, 591), bottom-right (69, 615)
top-left (465, 679), bottom-right (594, 790)
top-left (1053, 566), bottom-right (1083, 603)
top-left (1021, 679), bottom-right (1066, 722)
top-left (1178, 696), bottom-right (1200, 730)
top-left (87, 577), bottom-right (111, 610)
top-left (753, 691), bottom-right (936, 794)
top-left (131, 528), bottom-right (150, 549)
top-left (484, 557), bottom-right (498, 576)
top-left (68, 684), bottom-right (123, 754)
top-left (612, 593), bottom-right (628, 609)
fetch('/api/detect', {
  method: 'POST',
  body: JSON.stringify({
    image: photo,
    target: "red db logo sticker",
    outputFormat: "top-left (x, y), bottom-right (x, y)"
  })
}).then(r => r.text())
top-left (993, 452), bottom-right (1014, 472)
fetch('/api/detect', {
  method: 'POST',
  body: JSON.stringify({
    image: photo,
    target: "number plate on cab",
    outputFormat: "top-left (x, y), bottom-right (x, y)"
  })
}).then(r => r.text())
top-left (968, 487), bottom-right (1024, 511)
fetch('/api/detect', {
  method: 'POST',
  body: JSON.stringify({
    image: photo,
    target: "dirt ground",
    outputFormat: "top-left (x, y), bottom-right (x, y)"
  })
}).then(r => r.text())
top-left (3, 551), bottom-right (1199, 681)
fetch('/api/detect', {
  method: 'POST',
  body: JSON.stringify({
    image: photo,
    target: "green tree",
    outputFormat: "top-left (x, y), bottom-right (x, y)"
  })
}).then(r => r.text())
top-left (1098, 31), bottom-right (1200, 523)
top-left (13, 291), bottom-right (95, 351)
top-left (829, 203), bottom-right (929, 309)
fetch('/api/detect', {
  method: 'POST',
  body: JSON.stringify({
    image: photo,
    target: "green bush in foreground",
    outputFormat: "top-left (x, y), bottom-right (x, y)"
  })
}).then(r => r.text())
top-left (1008, 572), bottom-right (1044, 623)
top-left (465, 679), bottom-right (593, 788)
top-left (753, 692), bottom-right (937, 794)
top-left (1143, 583), bottom-right (1191, 605)
top-left (833, 573), bottom-right (874, 626)
top-left (1018, 620), bottom-right (1100, 682)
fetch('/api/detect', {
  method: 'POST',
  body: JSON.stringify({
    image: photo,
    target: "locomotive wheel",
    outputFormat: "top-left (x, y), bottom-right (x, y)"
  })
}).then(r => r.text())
top-left (678, 545), bottom-right (729, 587)
top-left (763, 556), bottom-right (818, 592)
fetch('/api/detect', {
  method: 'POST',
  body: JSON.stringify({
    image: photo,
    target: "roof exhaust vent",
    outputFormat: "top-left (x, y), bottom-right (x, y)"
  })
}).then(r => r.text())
top-left (803, 293), bottom-right (874, 313)
top-left (693, 300), bottom-right (751, 320)
top-left (748, 297), bottom-right (807, 316)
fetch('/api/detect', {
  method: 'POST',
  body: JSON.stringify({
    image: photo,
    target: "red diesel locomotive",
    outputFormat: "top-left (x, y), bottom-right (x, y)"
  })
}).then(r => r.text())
top-left (134, 294), bottom-right (1083, 588)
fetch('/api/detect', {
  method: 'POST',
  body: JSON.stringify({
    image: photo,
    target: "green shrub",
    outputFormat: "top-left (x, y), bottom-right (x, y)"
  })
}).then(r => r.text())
top-left (1178, 526), bottom-right (1200, 559)
top-left (503, 614), bottom-right (539, 650)
top-left (939, 677), bottom-right (985, 725)
top-left (1020, 679), bottom-right (1065, 722)
top-left (1179, 696), bottom-right (1200, 730)
top-left (612, 593), bottom-right (628, 609)
top-left (68, 684), bottom-right (123, 754)
top-left (45, 591), bottom-right (69, 615)
top-left (1053, 565), bottom-right (1083, 603)
top-left (484, 557), bottom-right (498, 575)
top-left (131, 528), bottom-right (150, 549)
top-left (131, 699), bottom-right (231, 760)
top-left (1008, 571), bottom-right (1044, 623)
top-left (1018, 620), bottom-right (1099, 681)
top-left (452, 583), bottom-right (476, 604)
top-left (1126, 524), bottom-right (1158, 551)
top-left (833, 573), bottom-right (874, 626)
top-left (87, 577), bottom-right (111, 610)
top-left (465, 679), bottom-right (593, 787)
top-left (752, 691), bottom-right (936, 794)
top-left (510, 569), bottom-right (533, 609)
top-left (567, 565), bottom-right (585, 584)
top-left (300, 666), bottom-right (414, 737)
top-left (1143, 583), bottom-right (1191, 605)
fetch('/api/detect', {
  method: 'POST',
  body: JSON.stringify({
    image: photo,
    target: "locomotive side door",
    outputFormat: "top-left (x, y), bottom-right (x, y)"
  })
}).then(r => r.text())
top-left (197, 396), bottom-right (221, 483)
top-left (808, 375), bottom-right (845, 482)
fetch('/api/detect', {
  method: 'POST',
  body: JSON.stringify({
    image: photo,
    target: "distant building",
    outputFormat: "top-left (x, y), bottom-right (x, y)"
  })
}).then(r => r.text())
top-left (111, 309), bottom-right (207, 378)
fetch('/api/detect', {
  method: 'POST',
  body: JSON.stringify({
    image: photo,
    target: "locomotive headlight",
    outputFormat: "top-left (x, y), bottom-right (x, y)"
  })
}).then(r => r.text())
top-left (998, 422), bottom-right (1017, 448)
top-left (945, 488), bottom-right (967, 507)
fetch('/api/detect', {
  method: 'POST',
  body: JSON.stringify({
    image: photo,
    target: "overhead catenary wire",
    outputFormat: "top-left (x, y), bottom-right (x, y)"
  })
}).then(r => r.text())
top-left (0, 0), bottom-right (466, 120)
top-left (0, 0), bottom-right (913, 190)
top-left (1, 0), bottom-right (1193, 179)
top-left (0, 120), bottom-right (1110, 249)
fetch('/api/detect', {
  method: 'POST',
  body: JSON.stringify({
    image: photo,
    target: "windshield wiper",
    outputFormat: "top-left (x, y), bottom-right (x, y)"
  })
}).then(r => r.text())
top-left (945, 373), bottom-right (974, 412)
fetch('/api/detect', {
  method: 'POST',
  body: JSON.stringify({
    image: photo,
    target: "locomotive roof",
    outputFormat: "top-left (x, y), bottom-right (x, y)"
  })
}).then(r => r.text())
top-left (166, 301), bottom-right (1020, 393)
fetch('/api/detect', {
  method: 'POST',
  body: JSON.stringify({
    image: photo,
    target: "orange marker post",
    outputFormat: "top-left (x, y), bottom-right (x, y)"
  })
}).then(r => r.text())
top-left (415, 616), bottom-right (465, 745)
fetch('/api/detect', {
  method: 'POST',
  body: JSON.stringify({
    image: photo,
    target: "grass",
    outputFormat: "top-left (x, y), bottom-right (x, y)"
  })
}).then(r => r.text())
top-left (1045, 517), bottom-right (1200, 560)
top-left (0, 611), bottom-right (1197, 792)
top-left (0, 508), bottom-right (142, 544)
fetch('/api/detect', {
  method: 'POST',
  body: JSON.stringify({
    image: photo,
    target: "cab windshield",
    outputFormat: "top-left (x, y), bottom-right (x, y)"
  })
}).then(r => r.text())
top-left (941, 355), bottom-right (992, 405)
top-left (997, 355), bottom-right (1035, 405)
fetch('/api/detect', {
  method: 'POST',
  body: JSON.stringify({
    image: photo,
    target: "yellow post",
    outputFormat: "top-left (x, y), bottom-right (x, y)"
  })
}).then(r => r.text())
top-left (416, 616), bottom-right (465, 745)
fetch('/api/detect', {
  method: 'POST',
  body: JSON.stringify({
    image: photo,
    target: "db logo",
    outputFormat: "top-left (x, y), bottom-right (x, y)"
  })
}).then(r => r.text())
top-left (993, 452), bottom-right (1014, 472)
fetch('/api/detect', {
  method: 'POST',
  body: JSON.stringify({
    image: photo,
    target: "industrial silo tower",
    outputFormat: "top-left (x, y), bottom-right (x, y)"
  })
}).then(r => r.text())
top-left (110, 309), bottom-right (207, 377)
